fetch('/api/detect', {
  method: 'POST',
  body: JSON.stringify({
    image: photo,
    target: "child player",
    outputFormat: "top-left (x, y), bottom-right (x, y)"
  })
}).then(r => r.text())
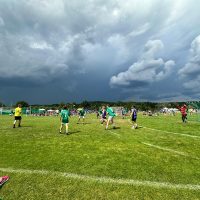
top-left (59, 105), bottom-right (70, 134)
top-left (106, 105), bottom-right (116, 129)
top-left (100, 106), bottom-right (107, 125)
top-left (13, 104), bottom-right (22, 128)
top-left (77, 107), bottom-right (86, 124)
top-left (177, 104), bottom-right (188, 123)
top-left (131, 106), bottom-right (138, 129)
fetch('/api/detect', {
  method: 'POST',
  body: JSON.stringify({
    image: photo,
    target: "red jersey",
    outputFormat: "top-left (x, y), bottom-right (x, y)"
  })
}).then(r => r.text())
top-left (180, 106), bottom-right (187, 115)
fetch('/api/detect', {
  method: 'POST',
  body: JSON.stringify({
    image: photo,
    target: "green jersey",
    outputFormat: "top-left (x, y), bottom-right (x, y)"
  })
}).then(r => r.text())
top-left (79, 109), bottom-right (85, 116)
top-left (61, 109), bottom-right (70, 123)
top-left (106, 107), bottom-right (116, 117)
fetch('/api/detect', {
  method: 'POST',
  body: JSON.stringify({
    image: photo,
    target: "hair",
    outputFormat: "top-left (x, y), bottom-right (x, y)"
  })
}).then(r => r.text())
top-left (18, 104), bottom-right (22, 107)
top-left (63, 105), bottom-right (67, 110)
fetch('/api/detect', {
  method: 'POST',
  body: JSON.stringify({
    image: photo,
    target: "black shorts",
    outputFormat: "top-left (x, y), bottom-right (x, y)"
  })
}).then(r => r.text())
top-left (132, 117), bottom-right (137, 122)
top-left (15, 116), bottom-right (22, 120)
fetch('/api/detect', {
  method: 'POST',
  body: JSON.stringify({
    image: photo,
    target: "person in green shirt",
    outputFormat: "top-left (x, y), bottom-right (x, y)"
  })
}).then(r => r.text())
top-left (106, 105), bottom-right (116, 129)
top-left (77, 108), bottom-right (86, 124)
top-left (60, 105), bottom-right (70, 134)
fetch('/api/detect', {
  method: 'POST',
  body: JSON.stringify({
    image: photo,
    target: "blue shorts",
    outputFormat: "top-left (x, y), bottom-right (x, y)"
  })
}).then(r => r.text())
top-left (132, 117), bottom-right (137, 122)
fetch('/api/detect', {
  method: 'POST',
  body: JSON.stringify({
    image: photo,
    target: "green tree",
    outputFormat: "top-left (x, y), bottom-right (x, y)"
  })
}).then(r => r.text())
top-left (15, 101), bottom-right (29, 107)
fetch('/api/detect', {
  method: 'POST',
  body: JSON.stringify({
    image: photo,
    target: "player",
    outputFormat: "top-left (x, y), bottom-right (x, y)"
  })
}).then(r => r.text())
top-left (96, 110), bottom-right (100, 119)
top-left (77, 107), bottom-right (86, 124)
top-left (105, 105), bottom-right (116, 129)
top-left (0, 176), bottom-right (9, 187)
top-left (121, 107), bottom-right (126, 119)
top-left (59, 105), bottom-right (70, 134)
top-left (100, 106), bottom-right (107, 125)
top-left (178, 104), bottom-right (188, 123)
top-left (13, 104), bottom-right (22, 128)
top-left (131, 106), bottom-right (138, 129)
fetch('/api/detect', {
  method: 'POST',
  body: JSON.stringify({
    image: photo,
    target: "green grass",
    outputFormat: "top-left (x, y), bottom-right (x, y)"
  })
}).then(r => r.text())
top-left (0, 114), bottom-right (200, 199)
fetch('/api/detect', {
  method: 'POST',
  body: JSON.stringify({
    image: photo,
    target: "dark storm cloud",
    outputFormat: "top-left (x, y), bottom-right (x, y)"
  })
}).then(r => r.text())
top-left (0, 77), bottom-right (41, 88)
top-left (178, 35), bottom-right (200, 96)
top-left (0, 0), bottom-right (200, 103)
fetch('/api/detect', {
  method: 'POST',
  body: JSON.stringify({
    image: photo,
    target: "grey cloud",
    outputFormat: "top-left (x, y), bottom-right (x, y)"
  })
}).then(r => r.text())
top-left (0, 0), bottom-right (200, 103)
top-left (178, 35), bottom-right (200, 92)
top-left (110, 40), bottom-right (175, 87)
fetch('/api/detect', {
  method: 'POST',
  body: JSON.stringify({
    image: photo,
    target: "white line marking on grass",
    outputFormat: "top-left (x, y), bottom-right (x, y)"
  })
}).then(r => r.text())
top-left (142, 126), bottom-right (200, 139)
top-left (108, 130), bottom-right (121, 138)
top-left (0, 167), bottom-right (200, 191)
top-left (142, 142), bottom-right (200, 160)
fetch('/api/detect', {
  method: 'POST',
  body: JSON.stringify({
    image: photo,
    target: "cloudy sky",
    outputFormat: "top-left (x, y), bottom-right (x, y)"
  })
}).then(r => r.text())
top-left (0, 0), bottom-right (200, 104)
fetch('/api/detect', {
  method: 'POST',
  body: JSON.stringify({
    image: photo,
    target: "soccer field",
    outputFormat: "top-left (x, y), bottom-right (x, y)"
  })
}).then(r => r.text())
top-left (0, 114), bottom-right (200, 200)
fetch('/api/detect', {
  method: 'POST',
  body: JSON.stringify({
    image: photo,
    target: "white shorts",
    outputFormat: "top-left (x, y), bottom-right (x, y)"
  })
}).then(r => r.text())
top-left (61, 122), bottom-right (69, 125)
top-left (79, 116), bottom-right (85, 119)
top-left (108, 116), bottom-right (114, 121)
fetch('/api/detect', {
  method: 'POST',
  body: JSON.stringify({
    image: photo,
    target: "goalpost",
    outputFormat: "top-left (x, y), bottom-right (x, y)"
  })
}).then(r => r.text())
top-left (0, 107), bottom-right (13, 115)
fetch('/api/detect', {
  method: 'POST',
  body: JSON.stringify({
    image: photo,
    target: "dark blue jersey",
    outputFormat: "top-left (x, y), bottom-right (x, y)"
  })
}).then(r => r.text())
top-left (131, 109), bottom-right (137, 119)
top-left (102, 110), bottom-right (107, 119)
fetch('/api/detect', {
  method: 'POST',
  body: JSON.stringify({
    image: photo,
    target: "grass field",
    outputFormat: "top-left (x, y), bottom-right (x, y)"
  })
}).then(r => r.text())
top-left (0, 113), bottom-right (200, 200)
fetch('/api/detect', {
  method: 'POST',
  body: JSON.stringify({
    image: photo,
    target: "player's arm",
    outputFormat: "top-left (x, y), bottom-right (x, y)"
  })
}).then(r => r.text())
top-left (60, 112), bottom-right (62, 121)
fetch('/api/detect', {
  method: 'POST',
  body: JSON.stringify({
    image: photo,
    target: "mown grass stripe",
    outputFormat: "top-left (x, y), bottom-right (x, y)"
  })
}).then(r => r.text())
top-left (0, 167), bottom-right (200, 191)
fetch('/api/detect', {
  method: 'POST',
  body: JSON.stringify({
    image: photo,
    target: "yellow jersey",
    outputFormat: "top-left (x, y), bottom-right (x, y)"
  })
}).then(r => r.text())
top-left (15, 107), bottom-right (22, 117)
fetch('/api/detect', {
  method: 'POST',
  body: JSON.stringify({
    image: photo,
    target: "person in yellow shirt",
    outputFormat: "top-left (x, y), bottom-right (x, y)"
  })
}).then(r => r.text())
top-left (13, 104), bottom-right (22, 128)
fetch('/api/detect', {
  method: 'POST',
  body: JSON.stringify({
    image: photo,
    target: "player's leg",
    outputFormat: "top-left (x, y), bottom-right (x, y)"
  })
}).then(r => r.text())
top-left (131, 117), bottom-right (136, 129)
top-left (77, 116), bottom-right (81, 123)
top-left (13, 118), bottom-right (17, 128)
top-left (111, 117), bottom-right (116, 129)
top-left (106, 117), bottom-right (111, 129)
top-left (18, 117), bottom-right (22, 127)
top-left (133, 119), bottom-right (138, 129)
top-left (82, 116), bottom-right (85, 124)
top-left (185, 114), bottom-right (187, 123)
top-left (182, 115), bottom-right (185, 123)
top-left (65, 123), bottom-right (69, 134)
top-left (135, 120), bottom-right (138, 128)
top-left (131, 120), bottom-right (135, 129)
top-left (59, 123), bottom-right (63, 133)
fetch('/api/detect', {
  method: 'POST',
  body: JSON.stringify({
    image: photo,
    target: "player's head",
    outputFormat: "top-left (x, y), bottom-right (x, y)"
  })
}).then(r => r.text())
top-left (183, 104), bottom-right (187, 107)
top-left (63, 105), bottom-right (67, 110)
top-left (102, 106), bottom-right (105, 109)
top-left (106, 104), bottom-right (109, 108)
top-left (18, 104), bottom-right (21, 108)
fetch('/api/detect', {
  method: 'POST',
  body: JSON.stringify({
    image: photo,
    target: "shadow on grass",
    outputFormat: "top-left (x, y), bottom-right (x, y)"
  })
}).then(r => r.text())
top-left (136, 126), bottom-right (143, 129)
top-left (76, 122), bottom-right (92, 125)
top-left (59, 131), bottom-right (81, 135)
top-left (69, 130), bottom-right (81, 135)
top-left (20, 126), bottom-right (33, 128)
top-left (108, 127), bottom-right (121, 130)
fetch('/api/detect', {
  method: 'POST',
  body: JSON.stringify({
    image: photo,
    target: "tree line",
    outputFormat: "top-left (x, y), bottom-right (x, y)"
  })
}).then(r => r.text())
top-left (6, 100), bottom-right (198, 112)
